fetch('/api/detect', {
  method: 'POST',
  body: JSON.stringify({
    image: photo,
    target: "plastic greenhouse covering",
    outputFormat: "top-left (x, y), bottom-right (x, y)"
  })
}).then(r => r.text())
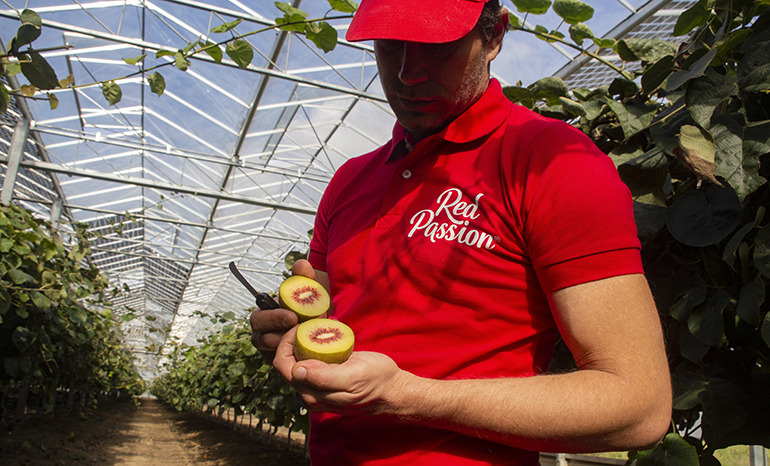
top-left (0, 0), bottom-right (694, 379)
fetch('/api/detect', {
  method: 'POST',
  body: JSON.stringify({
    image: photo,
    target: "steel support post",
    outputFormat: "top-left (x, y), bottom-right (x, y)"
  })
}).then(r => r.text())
top-left (1, 117), bottom-right (31, 205)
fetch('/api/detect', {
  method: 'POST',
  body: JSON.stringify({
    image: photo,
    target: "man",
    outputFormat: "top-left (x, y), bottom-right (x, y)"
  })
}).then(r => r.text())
top-left (251, 0), bottom-right (672, 464)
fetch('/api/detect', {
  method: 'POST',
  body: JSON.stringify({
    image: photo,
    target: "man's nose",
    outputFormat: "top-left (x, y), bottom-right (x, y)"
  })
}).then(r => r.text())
top-left (398, 43), bottom-right (429, 86)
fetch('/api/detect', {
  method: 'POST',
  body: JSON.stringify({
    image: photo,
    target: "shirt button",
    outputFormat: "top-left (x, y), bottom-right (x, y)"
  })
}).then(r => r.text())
top-left (402, 170), bottom-right (412, 179)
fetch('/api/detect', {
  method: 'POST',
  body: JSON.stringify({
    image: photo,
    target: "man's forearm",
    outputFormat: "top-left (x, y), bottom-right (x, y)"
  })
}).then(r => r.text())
top-left (385, 366), bottom-right (671, 453)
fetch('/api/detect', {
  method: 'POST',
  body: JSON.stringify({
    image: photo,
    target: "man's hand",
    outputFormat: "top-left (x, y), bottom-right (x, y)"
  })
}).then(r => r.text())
top-left (250, 259), bottom-right (329, 364)
top-left (273, 325), bottom-right (407, 415)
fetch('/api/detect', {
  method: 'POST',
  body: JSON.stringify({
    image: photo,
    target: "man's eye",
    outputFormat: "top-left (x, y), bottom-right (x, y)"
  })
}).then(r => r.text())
top-left (427, 42), bottom-right (457, 57)
top-left (377, 40), bottom-right (403, 52)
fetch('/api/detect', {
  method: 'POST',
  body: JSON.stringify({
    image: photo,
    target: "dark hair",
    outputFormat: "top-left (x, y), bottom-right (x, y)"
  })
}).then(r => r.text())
top-left (478, 0), bottom-right (504, 43)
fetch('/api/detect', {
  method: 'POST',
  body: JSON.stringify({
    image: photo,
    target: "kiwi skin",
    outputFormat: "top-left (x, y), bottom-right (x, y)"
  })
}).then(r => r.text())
top-left (279, 275), bottom-right (331, 322)
top-left (294, 318), bottom-right (354, 364)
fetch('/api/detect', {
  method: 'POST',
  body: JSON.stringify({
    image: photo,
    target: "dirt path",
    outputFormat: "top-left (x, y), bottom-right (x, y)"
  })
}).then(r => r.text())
top-left (106, 400), bottom-right (203, 465)
top-left (1, 398), bottom-right (310, 466)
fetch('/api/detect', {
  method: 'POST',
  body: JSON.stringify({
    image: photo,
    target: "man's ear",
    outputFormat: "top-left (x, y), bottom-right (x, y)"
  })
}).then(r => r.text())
top-left (486, 7), bottom-right (508, 61)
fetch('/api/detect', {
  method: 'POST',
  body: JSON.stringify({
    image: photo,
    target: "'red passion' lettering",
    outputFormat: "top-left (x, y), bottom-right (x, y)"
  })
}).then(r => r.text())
top-left (408, 188), bottom-right (497, 250)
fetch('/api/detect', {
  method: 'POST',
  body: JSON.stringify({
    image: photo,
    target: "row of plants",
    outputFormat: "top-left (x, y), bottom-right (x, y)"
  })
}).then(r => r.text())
top-left (505, 0), bottom-right (770, 463)
top-left (0, 202), bottom-right (144, 420)
top-left (150, 316), bottom-right (308, 438)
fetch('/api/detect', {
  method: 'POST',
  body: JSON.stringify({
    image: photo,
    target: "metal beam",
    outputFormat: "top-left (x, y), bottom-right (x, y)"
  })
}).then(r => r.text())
top-left (0, 155), bottom-right (318, 215)
top-left (1, 117), bottom-right (30, 205)
top-left (89, 246), bottom-right (284, 275)
top-left (0, 9), bottom-right (387, 103)
top-left (11, 197), bottom-right (309, 243)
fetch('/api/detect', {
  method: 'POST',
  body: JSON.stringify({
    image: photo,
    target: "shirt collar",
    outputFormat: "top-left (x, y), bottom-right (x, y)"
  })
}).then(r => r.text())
top-left (384, 79), bottom-right (511, 162)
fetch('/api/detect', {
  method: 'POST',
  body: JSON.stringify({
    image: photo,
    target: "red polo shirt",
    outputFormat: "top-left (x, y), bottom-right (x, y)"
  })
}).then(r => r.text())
top-left (307, 79), bottom-right (642, 465)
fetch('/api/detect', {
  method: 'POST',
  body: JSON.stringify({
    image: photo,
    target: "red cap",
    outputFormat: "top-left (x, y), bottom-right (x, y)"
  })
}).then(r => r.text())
top-left (346, 0), bottom-right (489, 44)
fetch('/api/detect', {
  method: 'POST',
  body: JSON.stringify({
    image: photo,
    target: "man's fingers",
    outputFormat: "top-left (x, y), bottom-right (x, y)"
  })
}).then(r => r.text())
top-left (249, 307), bottom-right (297, 334)
top-left (291, 259), bottom-right (316, 280)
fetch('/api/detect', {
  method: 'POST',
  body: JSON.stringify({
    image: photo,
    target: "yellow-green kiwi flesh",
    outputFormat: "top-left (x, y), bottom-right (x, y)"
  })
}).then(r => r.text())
top-left (279, 275), bottom-right (330, 322)
top-left (294, 318), bottom-right (354, 364)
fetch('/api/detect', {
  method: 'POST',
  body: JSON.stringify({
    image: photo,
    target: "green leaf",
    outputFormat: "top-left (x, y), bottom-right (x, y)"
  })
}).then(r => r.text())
top-left (284, 250), bottom-right (307, 271)
top-left (31, 291), bottom-right (51, 310)
top-left (592, 37), bottom-right (616, 48)
top-left (666, 49), bottom-right (718, 92)
top-left (276, 14), bottom-right (309, 32)
top-left (211, 18), bottom-right (242, 33)
top-left (736, 39), bottom-right (770, 96)
top-left (507, 13), bottom-right (523, 29)
top-left (0, 84), bottom-right (9, 115)
top-left (672, 361), bottom-right (707, 410)
top-left (68, 307), bottom-right (88, 324)
top-left (712, 114), bottom-right (766, 202)
top-left (226, 40), bottom-right (253, 69)
top-left (121, 312), bottom-right (136, 322)
top-left (8, 268), bottom-right (35, 285)
top-left (666, 184), bottom-right (742, 247)
top-left (174, 52), bottom-right (191, 71)
top-left (552, 0), bottom-right (594, 24)
top-left (723, 222), bottom-right (755, 267)
top-left (228, 361), bottom-right (246, 376)
top-left (122, 53), bottom-right (147, 65)
top-left (669, 276), bottom-right (707, 322)
top-left (602, 98), bottom-right (657, 139)
top-left (12, 10), bottom-right (42, 51)
top-left (762, 311), bottom-right (770, 348)
top-left (615, 38), bottom-right (678, 63)
top-left (199, 40), bottom-right (222, 63)
top-left (240, 340), bottom-right (258, 356)
top-left (20, 51), bottom-right (59, 90)
top-left (642, 55), bottom-right (675, 95)
top-left (102, 80), bottom-right (122, 106)
top-left (533, 25), bottom-right (550, 40)
top-left (0, 238), bottom-right (13, 252)
top-left (47, 92), bottom-right (58, 110)
top-left (305, 21), bottom-right (338, 53)
top-left (327, 0), bottom-right (357, 13)
top-left (702, 376), bottom-right (752, 434)
top-left (275, 2), bottom-right (309, 31)
top-left (222, 311), bottom-right (235, 321)
top-left (673, 0), bottom-right (712, 37)
top-left (637, 433), bottom-right (700, 466)
top-left (735, 273), bottom-right (764, 327)
top-left (568, 23), bottom-right (593, 46)
top-left (147, 71), bottom-right (165, 97)
top-left (534, 76), bottom-right (569, 103)
top-left (510, 0), bottom-right (552, 15)
top-left (687, 290), bottom-right (729, 346)
top-left (686, 68), bottom-right (739, 129)
top-left (12, 326), bottom-right (34, 352)
top-left (617, 148), bottom-right (669, 207)
top-left (0, 289), bottom-right (11, 315)
top-left (156, 50), bottom-right (175, 59)
top-left (558, 97), bottom-right (585, 117)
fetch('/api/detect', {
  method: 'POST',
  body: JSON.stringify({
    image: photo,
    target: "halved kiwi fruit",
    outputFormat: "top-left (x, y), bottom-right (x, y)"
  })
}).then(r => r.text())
top-left (279, 275), bottom-right (330, 322)
top-left (294, 318), bottom-right (354, 364)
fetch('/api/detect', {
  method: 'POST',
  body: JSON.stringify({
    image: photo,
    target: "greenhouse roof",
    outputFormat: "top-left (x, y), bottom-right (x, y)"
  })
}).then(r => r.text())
top-left (0, 0), bottom-right (692, 379)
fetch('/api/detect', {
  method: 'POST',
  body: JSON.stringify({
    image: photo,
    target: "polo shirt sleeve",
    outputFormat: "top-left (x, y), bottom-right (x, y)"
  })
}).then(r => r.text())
top-left (518, 120), bottom-right (643, 293)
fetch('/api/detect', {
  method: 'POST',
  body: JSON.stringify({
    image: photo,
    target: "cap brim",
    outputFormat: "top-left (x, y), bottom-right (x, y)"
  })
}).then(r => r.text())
top-left (346, 0), bottom-right (487, 44)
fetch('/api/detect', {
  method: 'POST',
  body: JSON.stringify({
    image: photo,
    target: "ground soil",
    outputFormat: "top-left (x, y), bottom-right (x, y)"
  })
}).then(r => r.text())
top-left (0, 397), bottom-right (310, 466)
